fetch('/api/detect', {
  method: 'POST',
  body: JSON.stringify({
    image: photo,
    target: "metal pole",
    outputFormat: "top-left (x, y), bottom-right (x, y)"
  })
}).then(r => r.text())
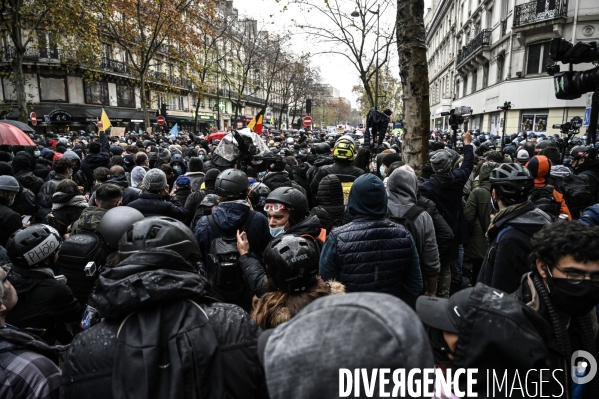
top-left (501, 107), bottom-right (507, 150)
top-left (375, 4), bottom-right (380, 111)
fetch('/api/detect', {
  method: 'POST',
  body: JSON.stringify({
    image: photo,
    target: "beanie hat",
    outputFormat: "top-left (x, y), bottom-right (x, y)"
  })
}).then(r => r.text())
top-left (158, 148), bottom-right (171, 161)
top-left (41, 147), bottom-right (51, 155)
top-left (142, 169), bottom-right (167, 191)
top-left (0, 161), bottom-right (13, 176)
top-left (63, 150), bottom-right (81, 161)
top-left (131, 166), bottom-right (146, 188)
top-left (110, 145), bottom-right (124, 156)
top-left (175, 175), bottom-right (191, 188)
top-left (53, 152), bottom-right (63, 162)
top-left (430, 149), bottom-right (453, 173)
top-left (89, 141), bottom-right (102, 154)
top-left (188, 157), bottom-right (204, 173)
top-left (204, 168), bottom-right (220, 190)
top-left (0, 175), bottom-right (19, 192)
top-left (382, 153), bottom-right (402, 167)
top-left (11, 152), bottom-right (34, 173)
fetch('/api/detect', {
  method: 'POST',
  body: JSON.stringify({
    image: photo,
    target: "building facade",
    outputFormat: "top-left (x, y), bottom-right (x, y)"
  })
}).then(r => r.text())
top-left (425, 0), bottom-right (598, 136)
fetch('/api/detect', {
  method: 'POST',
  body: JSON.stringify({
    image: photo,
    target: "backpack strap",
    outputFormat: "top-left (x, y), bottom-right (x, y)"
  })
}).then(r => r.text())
top-left (301, 233), bottom-right (322, 259)
top-left (240, 210), bottom-right (256, 234)
top-left (495, 225), bottom-right (513, 244)
top-left (403, 205), bottom-right (425, 222)
top-left (208, 209), bottom-right (255, 239)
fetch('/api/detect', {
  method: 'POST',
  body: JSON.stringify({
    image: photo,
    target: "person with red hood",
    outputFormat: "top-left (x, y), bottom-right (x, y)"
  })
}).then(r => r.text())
top-left (526, 155), bottom-right (571, 220)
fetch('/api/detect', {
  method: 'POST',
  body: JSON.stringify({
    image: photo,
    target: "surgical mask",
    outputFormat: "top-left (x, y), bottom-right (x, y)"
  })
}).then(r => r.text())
top-left (34, 151), bottom-right (41, 157)
top-left (299, 150), bottom-right (306, 155)
top-left (173, 166), bottom-right (183, 175)
top-left (269, 221), bottom-right (288, 238)
top-left (379, 166), bottom-right (387, 178)
top-left (258, 171), bottom-right (266, 180)
top-left (546, 270), bottom-right (599, 317)
top-left (199, 155), bottom-right (205, 161)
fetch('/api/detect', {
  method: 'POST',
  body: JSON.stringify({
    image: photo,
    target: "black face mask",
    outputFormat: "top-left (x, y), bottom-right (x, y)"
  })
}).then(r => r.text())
top-left (427, 326), bottom-right (455, 366)
top-left (547, 273), bottom-right (599, 317)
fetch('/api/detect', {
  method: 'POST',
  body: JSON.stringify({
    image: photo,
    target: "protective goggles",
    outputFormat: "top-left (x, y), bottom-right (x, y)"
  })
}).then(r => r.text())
top-left (264, 203), bottom-right (287, 212)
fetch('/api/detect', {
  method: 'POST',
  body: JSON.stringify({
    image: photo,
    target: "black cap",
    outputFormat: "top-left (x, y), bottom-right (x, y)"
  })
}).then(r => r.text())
top-left (415, 288), bottom-right (473, 334)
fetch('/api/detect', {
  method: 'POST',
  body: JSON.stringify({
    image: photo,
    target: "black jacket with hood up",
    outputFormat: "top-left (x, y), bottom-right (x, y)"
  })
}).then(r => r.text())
top-left (60, 249), bottom-right (266, 399)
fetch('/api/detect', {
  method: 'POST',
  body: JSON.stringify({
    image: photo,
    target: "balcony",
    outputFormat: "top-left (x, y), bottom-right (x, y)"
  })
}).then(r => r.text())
top-left (1, 46), bottom-right (63, 63)
top-left (513, 0), bottom-right (567, 28)
top-left (99, 58), bottom-right (130, 75)
top-left (456, 29), bottom-right (491, 67)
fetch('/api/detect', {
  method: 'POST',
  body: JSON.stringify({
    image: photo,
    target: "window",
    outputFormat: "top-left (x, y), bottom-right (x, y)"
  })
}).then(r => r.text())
top-left (40, 76), bottom-right (67, 102)
top-left (84, 81), bottom-right (109, 105)
top-left (463, 75), bottom-right (469, 96)
top-left (455, 79), bottom-right (460, 99)
top-left (487, 7), bottom-right (493, 29)
top-left (483, 63), bottom-right (489, 88)
top-left (521, 110), bottom-right (549, 132)
top-left (117, 85), bottom-right (135, 108)
top-left (526, 42), bottom-right (551, 75)
top-left (497, 54), bottom-right (505, 82)
top-left (472, 69), bottom-right (478, 92)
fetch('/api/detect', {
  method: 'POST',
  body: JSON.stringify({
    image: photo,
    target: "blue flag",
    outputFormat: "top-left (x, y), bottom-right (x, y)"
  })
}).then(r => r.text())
top-left (169, 123), bottom-right (178, 137)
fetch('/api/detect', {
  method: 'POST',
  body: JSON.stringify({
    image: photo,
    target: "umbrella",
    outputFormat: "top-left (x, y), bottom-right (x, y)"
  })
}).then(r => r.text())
top-left (206, 131), bottom-right (227, 143)
top-left (0, 119), bottom-right (35, 133)
top-left (0, 122), bottom-right (35, 146)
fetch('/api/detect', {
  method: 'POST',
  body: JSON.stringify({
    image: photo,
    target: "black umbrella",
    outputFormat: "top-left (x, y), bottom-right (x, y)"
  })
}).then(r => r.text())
top-left (1, 119), bottom-right (35, 133)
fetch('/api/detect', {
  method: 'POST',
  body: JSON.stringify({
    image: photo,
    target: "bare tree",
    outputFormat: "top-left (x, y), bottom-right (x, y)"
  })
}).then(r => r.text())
top-left (286, 0), bottom-right (396, 109)
top-left (397, 0), bottom-right (430, 174)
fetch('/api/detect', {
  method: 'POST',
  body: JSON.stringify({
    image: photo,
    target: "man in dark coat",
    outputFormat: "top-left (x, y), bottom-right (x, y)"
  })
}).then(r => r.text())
top-left (319, 174), bottom-right (422, 308)
top-left (60, 218), bottom-right (266, 399)
top-left (127, 169), bottom-right (188, 221)
top-left (12, 152), bottom-right (44, 195)
top-left (80, 130), bottom-right (110, 184)
top-left (419, 132), bottom-right (474, 296)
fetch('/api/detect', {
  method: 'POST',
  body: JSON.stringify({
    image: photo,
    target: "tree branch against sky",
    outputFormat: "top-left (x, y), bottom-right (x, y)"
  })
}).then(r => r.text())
top-left (280, 0), bottom-right (396, 109)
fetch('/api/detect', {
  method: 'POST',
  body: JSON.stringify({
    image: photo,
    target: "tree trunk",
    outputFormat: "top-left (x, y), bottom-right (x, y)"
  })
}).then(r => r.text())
top-left (194, 92), bottom-right (202, 133)
top-left (13, 50), bottom-right (27, 123)
top-left (397, 0), bottom-right (430, 175)
top-left (140, 74), bottom-right (150, 133)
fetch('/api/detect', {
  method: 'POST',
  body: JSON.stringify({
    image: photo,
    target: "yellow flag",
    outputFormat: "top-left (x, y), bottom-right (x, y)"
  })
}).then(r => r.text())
top-left (101, 108), bottom-right (112, 131)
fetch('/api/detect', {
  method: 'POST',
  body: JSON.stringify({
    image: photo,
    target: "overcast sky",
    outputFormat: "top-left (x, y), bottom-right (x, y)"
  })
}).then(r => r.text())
top-left (234, 0), bottom-right (407, 108)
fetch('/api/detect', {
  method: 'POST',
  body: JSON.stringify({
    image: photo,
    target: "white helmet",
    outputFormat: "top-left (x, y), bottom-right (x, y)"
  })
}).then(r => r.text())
top-left (286, 137), bottom-right (294, 145)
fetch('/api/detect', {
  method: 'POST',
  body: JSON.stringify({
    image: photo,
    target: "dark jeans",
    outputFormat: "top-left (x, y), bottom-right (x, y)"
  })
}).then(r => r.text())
top-left (450, 244), bottom-right (464, 285)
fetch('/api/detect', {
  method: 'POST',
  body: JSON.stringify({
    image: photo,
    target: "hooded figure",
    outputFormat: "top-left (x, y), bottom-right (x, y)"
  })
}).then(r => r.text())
top-left (309, 175), bottom-right (346, 233)
top-left (12, 152), bottom-right (44, 195)
top-left (186, 157), bottom-right (205, 192)
top-left (319, 174), bottom-right (422, 307)
top-left (526, 155), bottom-right (571, 220)
top-left (261, 292), bottom-right (434, 399)
top-left (464, 162), bottom-right (498, 280)
top-left (387, 168), bottom-right (440, 294)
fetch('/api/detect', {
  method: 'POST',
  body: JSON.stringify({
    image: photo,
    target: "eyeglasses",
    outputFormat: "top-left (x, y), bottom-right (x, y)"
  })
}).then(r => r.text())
top-left (264, 203), bottom-right (287, 212)
top-left (0, 265), bottom-right (13, 283)
top-left (549, 265), bottom-right (599, 287)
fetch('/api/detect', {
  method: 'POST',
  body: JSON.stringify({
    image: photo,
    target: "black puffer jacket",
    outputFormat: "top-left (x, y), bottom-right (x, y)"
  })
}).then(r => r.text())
top-left (291, 163), bottom-right (311, 196)
top-left (60, 249), bottom-right (266, 399)
top-left (310, 175), bottom-right (345, 233)
top-left (417, 195), bottom-right (454, 264)
top-left (37, 175), bottom-right (65, 220)
top-left (261, 171), bottom-right (292, 191)
top-left (306, 155), bottom-right (334, 183)
top-left (15, 171), bottom-right (44, 195)
top-left (127, 192), bottom-right (188, 221)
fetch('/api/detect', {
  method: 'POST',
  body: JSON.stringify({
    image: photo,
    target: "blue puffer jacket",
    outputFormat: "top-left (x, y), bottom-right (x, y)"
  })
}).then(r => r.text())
top-left (579, 204), bottom-right (599, 226)
top-left (319, 174), bottom-right (423, 307)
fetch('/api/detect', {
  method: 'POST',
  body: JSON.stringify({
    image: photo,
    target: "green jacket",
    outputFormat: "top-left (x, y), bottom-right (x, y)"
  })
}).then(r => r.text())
top-left (70, 206), bottom-right (108, 235)
top-left (464, 162), bottom-right (498, 260)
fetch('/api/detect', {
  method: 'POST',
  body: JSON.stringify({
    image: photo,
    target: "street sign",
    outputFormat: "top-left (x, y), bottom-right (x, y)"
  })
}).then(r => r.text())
top-left (44, 115), bottom-right (50, 123)
top-left (302, 116), bottom-right (313, 128)
top-left (583, 92), bottom-right (594, 127)
top-left (30, 112), bottom-right (37, 126)
top-left (157, 115), bottom-right (165, 125)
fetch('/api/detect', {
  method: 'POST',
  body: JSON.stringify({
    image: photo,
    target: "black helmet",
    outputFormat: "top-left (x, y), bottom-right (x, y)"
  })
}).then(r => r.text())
top-left (489, 163), bottom-right (533, 205)
top-left (570, 146), bottom-right (597, 160)
top-left (215, 169), bottom-right (248, 199)
top-left (119, 216), bottom-right (201, 262)
top-left (99, 206), bottom-right (145, 250)
top-left (263, 235), bottom-right (318, 293)
top-left (248, 182), bottom-right (271, 211)
top-left (313, 142), bottom-right (331, 155)
top-left (6, 224), bottom-right (62, 268)
top-left (265, 187), bottom-right (309, 225)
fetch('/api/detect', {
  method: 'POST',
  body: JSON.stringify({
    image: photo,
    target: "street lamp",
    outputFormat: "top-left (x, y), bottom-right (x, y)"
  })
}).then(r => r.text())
top-left (351, 4), bottom-right (381, 110)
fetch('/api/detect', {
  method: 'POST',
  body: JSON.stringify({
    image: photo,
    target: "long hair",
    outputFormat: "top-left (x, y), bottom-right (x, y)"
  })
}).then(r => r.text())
top-left (251, 278), bottom-right (331, 329)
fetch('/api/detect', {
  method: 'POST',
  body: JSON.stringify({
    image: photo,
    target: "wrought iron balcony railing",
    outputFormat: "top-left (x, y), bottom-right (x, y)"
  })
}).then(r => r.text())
top-left (513, 0), bottom-right (567, 28)
top-left (456, 29), bottom-right (491, 66)
top-left (99, 58), bottom-right (130, 74)
top-left (1, 46), bottom-right (63, 62)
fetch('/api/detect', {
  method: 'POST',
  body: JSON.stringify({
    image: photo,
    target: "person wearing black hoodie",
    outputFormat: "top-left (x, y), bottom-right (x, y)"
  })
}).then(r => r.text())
top-left (45, 180), bottom-right (89, 237)
top-left (80, 129), bottom-right (110, 184)
top-left (37, 158), bottom-right (72, 221)
top-left (184, 168), bottom-right (219, 216)
top-left (60, 217), bottom-right (266, 399)
top-left (12, 152), bottom-right (44, 195)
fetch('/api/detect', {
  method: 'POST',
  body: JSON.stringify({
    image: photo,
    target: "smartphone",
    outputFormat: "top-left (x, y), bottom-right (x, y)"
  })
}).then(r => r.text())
top-left (84, 261), bottom-right (97, 277)
top-left (22, 215), bottom-right (31, 224)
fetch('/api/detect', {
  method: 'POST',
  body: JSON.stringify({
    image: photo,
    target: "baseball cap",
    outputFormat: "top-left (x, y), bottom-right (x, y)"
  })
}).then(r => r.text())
top-left (517, 149), bottom-right (530, 163)
top-left (415, 287), bottom-right (474, 334)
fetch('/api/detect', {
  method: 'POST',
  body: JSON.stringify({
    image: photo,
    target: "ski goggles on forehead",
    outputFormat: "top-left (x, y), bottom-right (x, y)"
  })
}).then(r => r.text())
top-left (264, 203), bottom-right (287, 212)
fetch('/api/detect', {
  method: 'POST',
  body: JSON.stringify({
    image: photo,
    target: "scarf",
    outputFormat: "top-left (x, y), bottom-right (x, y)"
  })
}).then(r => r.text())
top-left (486, 201), bottom-right (529, 236)
top-left (52, 194), bottom-right (89, 210)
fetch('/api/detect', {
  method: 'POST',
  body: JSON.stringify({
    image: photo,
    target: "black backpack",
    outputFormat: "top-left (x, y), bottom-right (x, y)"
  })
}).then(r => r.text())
top-left (529, 185), bottom-right (561, 218)
top-left (57, 220), bottom-right (109, 305)
top-left (554, 175), bottom-right (594, 218)
top-left (205, 210), bottom-right (255, 287)
top-left (112, 299), bottom-right (224, 399)
top-left (389, 205), bottom-right (425, 257)
top-left (189, 191), bottom-right (208, 229)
